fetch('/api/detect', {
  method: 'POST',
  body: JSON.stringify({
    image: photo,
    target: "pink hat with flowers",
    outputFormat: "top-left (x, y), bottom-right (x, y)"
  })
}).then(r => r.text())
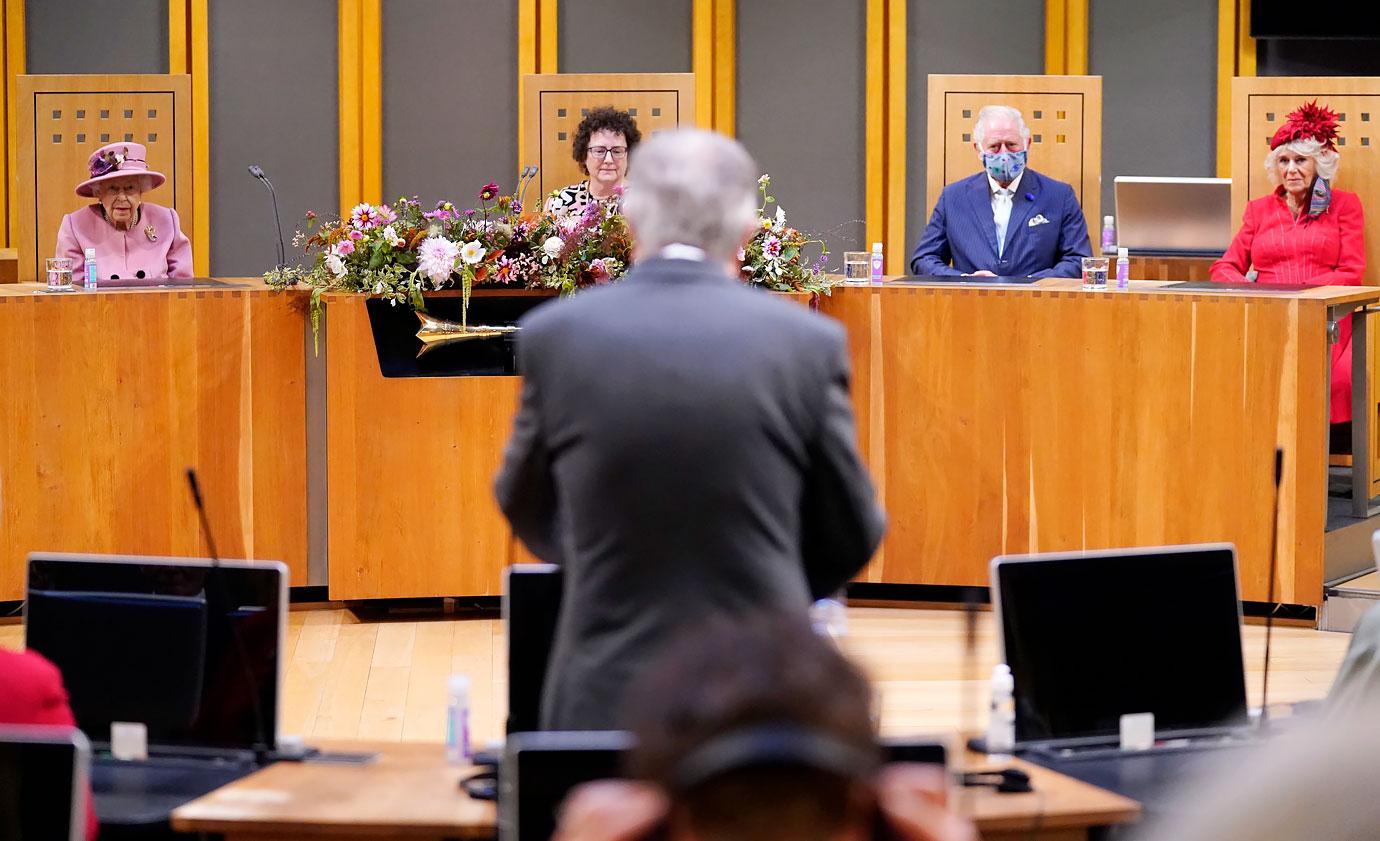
top-left (75, 142), bottom-right (166, 197)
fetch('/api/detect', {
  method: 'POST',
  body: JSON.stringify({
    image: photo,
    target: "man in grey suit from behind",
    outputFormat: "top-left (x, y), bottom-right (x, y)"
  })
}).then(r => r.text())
top-left (495, 129), bottom-right (885, 731)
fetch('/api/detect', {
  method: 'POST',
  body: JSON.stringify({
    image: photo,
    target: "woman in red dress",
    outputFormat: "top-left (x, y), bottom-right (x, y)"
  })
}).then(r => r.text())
top-left (1212, 101), bottom-right (1366, 429)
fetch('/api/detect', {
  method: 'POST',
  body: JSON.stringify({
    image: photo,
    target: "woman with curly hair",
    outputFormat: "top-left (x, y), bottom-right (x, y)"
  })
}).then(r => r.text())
top-left (545, 106), bottom-right (642, 218)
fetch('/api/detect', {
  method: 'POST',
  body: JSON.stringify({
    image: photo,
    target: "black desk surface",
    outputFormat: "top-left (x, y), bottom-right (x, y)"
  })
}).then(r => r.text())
top-left (1027, 742), bottom-right (1250, 817)
top-left (94, 757), bottom-right (259, 827)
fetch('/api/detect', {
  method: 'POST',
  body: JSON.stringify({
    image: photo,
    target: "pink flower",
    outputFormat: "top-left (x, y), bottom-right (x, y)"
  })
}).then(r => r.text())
top-left (336, 240), bottom-right (355, 256)
top-left (479, 181), bottom-right (500, 202)
top-left (763, 235), bottom-right (782, 260)
top-left (417, 236), bottom-right (460, 285)
top-left (348, 229), bottom-right (364, 241)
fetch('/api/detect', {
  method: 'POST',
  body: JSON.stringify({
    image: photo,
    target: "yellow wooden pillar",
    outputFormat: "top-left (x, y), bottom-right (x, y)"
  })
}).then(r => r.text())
top-left (2, 0), bottom-right (24, 249)
top-left (865, 0), bottom-right (906, 273)
top-left (1216, 0), bottom-right (1256, 177)
top-left (339, 0), bottom-right (382, 217)
top-left (1045, 0), bottom-right (1088, 75)
top-left (692, 0), bottom-right (734, 134)
top-left (518, 0), bottom-right (559, 165)
top-left (168, 0), bottom-right (208, 275)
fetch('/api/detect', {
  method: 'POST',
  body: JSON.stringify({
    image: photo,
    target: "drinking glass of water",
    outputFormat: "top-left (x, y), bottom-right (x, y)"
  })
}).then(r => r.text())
top-left (45, 257), bottom-right (73, 292)
top-left (1081, 256), bottom-right (1109, 291)
top-left (843, 251), bottom-right (870, 283)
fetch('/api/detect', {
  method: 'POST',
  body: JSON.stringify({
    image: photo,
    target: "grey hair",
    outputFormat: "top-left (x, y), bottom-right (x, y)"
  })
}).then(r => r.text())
top-left (972, 105), bottom-right (1031, 149)
top-left (622, 128), bottom-right (759, 260)
top-left (1264, 138), bottom-right (1340, 186)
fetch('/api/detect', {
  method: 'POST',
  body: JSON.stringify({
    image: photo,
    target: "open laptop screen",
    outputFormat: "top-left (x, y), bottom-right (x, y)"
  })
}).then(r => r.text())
top-left (992, 544), bottom-right (1248, 744)
top-left (0, 726), bottom-right (89, 841)
top-left (25, 553), bottom-right (286, 754)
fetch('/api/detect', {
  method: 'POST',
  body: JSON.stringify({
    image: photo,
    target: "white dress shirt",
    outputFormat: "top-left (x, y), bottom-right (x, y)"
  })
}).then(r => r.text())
top-left (988, 170), bottom-right (1025, 258)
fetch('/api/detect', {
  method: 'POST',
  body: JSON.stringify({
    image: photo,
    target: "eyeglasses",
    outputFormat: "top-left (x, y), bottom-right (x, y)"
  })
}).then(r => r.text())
top-left (587, 146), bottom-right (628, 160)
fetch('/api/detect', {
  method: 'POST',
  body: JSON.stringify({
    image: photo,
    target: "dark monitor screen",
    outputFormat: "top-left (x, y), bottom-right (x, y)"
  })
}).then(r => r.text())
top-left (1252, 0), bottom-right (1380, 38)
top-left (500, 731), bottom-right (632, 841)
top-left (25, 553), bottom-right (286, 753)
top-left (992, 544), bottom-right (1248, 744)
top-left (0, 727), bottom-right (88, 841)
top-left (504, 564), bottom-right (563, 734)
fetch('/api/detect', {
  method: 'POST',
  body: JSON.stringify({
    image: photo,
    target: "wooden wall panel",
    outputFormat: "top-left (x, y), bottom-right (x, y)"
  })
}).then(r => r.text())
top-left (820, 282), bottom-right (1344, 605)
top-left (0, 284), bottom-right (308, 599)
top-left (324, 295), bottom-right (524, 600)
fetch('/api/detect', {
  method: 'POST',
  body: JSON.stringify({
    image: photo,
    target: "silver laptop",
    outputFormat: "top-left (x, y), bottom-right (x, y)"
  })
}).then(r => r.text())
top-left (0, 725), bottom-right (91, 841)
top-left (1114, 176), bottom-right (1233, 255)
top-left (990, 543), bottom-right (1250, 752)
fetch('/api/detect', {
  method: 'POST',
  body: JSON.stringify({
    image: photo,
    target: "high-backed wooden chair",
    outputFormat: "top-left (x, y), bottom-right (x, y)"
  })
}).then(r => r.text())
top-left (926, 74), bottom-right (1102, 246)
top-left (520, 73), bottom-right (694, 205)
top-left (1231, 77), bottom-right (1380, 499)
top-left (15, 74), bottom-right (192, 282)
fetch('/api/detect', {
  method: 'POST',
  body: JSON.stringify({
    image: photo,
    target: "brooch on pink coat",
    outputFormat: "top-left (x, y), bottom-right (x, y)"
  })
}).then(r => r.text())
top-left (144, 225), bottom-right (157, 242)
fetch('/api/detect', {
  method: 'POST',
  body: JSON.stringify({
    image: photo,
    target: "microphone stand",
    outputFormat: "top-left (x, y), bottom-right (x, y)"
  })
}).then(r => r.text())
top-left (1260, 448), bottom-right (1284, 733)
top-left (517, 165), bottom-right (538, 210)
top-left (249, 165), bottom-right (287, 269)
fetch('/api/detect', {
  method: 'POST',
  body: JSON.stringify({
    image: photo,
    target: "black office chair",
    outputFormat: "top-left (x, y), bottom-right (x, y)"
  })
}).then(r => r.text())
top-left (503, 564), bottom-right (563, 734)
top-left (0, 725), bottom-right (91, 841)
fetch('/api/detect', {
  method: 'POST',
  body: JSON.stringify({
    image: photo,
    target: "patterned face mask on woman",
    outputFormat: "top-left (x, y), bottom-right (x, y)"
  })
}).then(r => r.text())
top-left (982, 150), bottom-right (1027, 185)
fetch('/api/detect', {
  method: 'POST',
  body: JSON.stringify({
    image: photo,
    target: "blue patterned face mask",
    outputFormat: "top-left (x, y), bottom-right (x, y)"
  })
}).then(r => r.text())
top-left (983, 150), bottom-right (1027, 185)
top-left (1309, 176), bottom-right (1332, 217)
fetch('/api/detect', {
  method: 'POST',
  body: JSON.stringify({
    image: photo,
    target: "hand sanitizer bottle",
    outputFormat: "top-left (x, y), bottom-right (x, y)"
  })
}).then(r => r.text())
top-left (1116, 247), bottom-right (1130, 289)
top-left (987, 664), bottom-right (1015, 759)
top-left (84, 248), bottom-right (99, 290)
top-left (870, 242), bottom-right (884, 285)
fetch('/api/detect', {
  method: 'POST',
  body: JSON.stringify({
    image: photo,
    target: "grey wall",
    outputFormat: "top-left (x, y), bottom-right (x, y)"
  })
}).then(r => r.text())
top-left (905, 0), bottom-right (1043, 260)
top-left (208, 0), bottom-right (337, 277)
top-left (1089, 0), bottom-right (1216, 221)
top-left (382, 0), bottom-right (519, 207)
top-left (27, 0), bottom-right (168, 75)
top-left (737, 0), bottom-right (865, 270)
top-left (559, 0), bottom-right (692, 73)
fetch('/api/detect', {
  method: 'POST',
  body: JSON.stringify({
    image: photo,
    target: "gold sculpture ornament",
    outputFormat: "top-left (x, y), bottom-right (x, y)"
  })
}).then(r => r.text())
top-left (414, 311), bottom-right (519, 357)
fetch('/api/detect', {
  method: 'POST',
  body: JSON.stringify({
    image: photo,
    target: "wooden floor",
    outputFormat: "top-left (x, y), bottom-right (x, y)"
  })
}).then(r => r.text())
top-left (0, 605), bottom-right (1354, 748)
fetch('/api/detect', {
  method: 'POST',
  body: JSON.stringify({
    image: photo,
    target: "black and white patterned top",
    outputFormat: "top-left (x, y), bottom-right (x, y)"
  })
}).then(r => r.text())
top-left (545, 181), bottom-right (624, 218)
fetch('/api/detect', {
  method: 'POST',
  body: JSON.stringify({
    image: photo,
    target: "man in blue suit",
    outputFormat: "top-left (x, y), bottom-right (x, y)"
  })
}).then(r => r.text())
top-left (910, 105), bottom-right (1091, 278)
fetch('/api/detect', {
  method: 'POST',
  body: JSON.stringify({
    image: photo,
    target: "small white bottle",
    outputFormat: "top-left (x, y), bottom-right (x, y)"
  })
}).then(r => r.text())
top-left (1116, 247), bottom-right (1130, 290)
top-left (84, 247), bottom-right (98, 290)
top-left (869, 241), bottom-right (884, 285)
top-left (445, 674), bottom-right (471, 764)
top-left (986, 664), bottom-right (1015, 759)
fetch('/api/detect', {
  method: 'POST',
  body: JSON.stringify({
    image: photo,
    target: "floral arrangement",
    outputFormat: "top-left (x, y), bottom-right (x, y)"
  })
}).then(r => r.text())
top-left (265, 176), bottom-right (835, 336)
top-left (739, 175), bottom-right (831, 293)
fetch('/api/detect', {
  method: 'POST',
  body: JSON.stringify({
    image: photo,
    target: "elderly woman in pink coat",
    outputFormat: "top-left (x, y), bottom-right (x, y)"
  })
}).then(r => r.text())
top-left (55, 142), bottom-right (193, 284)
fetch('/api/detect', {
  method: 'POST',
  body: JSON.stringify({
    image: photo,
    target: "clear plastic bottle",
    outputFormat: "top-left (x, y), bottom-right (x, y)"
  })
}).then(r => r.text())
top-left (1101, 216), bottom-right (1116, 255)
top-left (809, 596), bottom-right (848, 640)
top-left (986, 664), bottom-right (1015, 759)
top-left (869, 242), bottom-right (884, 285)
top-left (1116, 247), bottom-right (1130, 289)
top-left (445, 674), bottom-right (471, 764)
top-left (84, 247), bottom-right (98, 290)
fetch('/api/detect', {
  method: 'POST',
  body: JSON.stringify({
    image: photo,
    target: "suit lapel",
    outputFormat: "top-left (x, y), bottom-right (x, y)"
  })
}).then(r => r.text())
top-left (1002, 170), bottom-right (1039, 258)
top-left (967, 175), bottom-right (1000, 258)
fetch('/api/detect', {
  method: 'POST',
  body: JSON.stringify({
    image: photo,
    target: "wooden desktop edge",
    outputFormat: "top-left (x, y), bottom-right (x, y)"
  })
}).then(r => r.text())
top-left (170, 740), bottom-right (1141, 837)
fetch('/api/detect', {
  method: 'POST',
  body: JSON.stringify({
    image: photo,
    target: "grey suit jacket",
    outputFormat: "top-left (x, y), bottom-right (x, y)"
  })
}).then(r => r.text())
top-left (494, 257), bottom-right (885, 730)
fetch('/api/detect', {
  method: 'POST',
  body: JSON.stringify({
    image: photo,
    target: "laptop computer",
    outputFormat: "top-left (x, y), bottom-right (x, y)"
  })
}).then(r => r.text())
top-left (1114, 176), bottom-right (1232, 256)
top-left (0, 725), bottom-right (91, 841)
top-left (25, 552), bottom-right (288, 759)
top-left (503, 564), bottom-right (564, 734)
top-left (990, 543), bottom-right (1250, 755)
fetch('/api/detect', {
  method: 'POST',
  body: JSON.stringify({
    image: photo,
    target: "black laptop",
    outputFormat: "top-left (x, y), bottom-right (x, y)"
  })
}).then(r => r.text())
top-left (990, 543), bottom-right (1251, 756)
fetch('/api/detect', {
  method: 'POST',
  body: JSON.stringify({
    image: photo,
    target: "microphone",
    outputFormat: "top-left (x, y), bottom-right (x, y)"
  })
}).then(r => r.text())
top-left (1259, 448), bottom-right (1284, 732)
top-left (517, 165), bottom-right (539, 209)
top-left (248, 164), bottom-right (287, 269)
top-left (185, 467), bottom-right (272, 763)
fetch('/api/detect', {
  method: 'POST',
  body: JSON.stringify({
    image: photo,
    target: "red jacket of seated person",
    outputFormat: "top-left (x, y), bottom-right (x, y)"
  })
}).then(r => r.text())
top-left (0, 649), bottom-right (99, 841)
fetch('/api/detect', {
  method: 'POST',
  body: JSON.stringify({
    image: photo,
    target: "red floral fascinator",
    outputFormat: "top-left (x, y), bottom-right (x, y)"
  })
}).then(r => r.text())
top-left (1270, 100), bottom-right (1342, 151)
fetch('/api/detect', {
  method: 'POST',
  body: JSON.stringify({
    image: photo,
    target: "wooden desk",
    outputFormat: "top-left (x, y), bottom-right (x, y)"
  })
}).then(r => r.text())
top-left (0, 280), bottom-right (310, 598)
top-left (171, 741), bottom-right (1139, 841)
top-left (818, 279), bottom-right (1380, 606)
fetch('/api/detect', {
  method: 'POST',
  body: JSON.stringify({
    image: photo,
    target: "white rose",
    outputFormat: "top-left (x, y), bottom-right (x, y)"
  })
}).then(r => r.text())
top-left (325, 254), bottom-right (346, 278)
top-left (461, 240), bottom-right (485, 265)
top-left (543, 236), bottom-right (565, 259)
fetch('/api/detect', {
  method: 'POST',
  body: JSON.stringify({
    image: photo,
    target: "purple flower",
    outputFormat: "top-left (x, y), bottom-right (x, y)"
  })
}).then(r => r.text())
top-left (763, 235), bottom-right (782, 260)
top-left (464, 208), bottom-right (476, 218)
